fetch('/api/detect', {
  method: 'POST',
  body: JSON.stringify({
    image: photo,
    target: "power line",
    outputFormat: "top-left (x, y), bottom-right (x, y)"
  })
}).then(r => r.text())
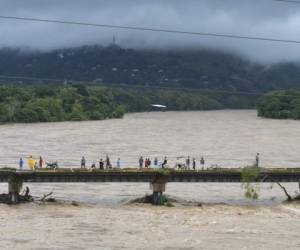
top-left (0, 74), bottom-right (264, 96)
top-left (0, 15), bottom-right (300, 45)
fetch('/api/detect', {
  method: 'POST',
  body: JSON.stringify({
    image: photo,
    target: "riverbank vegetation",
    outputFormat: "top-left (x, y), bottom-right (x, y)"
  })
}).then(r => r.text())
top-left (0, 85), bottom-right (125, 123)
top-left (0, 84), bottom-right (256, 123)
top-left (257, 90), bottom-right (300, 120)
top-left (2, 46), bottom-right (300, 123)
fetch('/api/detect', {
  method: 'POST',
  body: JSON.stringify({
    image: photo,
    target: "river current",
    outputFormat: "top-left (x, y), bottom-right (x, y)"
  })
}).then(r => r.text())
top-left (0, 110), bottom-right (299, 249)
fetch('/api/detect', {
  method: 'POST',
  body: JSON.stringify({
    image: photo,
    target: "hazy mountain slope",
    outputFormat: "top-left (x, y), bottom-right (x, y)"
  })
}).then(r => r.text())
top-left (0, 45), bottom-right (300, 92)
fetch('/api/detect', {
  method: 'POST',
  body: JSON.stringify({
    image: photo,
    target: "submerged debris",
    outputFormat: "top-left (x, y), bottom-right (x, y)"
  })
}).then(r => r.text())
top-left (44, 198), bottom-right (57, 203)
top-left (285, 194), bottom-right (300, 203)
top-left (130, 194), bottom-right (177, 207)
top-left (71, 201), bottom-right (79, 206)
top-left (129, 194), bottom-right (208, 207)
top-left (0, 187), bottom-right (57, 205)
top-left (0, 193), bottom-right (33, 204)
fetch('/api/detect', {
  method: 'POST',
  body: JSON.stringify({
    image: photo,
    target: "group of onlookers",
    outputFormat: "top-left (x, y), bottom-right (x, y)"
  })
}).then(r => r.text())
top-left (176, 156), bottom-right (205, 170)
top-left (80, 156), bottom-right (121, 169)
top-left (18, 156), bottom-right (44, 170)
top-left (18, 155), bottom-right (207, 170)
top-left (17, 153), bottom-right (260, 170)
top-left (138, 156), bottom-right (169, 168)
top-left (138, 156), bottom-right (206, 170)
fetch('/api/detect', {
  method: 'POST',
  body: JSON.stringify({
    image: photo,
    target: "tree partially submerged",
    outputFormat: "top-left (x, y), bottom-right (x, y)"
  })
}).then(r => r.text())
top-left (241, 166), bottom-right (300, 202)
top-left (241, 167), bottom-right (260, 199)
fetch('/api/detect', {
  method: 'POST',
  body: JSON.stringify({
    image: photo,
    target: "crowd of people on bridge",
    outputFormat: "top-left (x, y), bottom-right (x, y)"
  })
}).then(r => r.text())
top-left (17, 153), bottom-right (260, 170)
top-left (80, 155), bottom-right (121, 169)
top-left (78, 155), bottom-right (207, 170)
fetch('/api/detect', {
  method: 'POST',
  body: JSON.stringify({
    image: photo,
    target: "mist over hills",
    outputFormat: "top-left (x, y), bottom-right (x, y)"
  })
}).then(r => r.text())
top-left (0, 45), bottom-right (300, 93)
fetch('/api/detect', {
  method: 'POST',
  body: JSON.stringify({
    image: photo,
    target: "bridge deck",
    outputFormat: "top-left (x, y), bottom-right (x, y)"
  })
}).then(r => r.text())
top-left (0, 168), bottom-right (299, 183)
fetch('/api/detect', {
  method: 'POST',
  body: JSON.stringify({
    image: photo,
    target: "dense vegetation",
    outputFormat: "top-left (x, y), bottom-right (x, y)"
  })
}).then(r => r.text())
top-left (1, 45), bottom-right (300, 122)
top-left (0, 84), bottom-right (256, 123)
top-left (257, 90), bottom-right (300, 120)
top-left (0, 45), bottom-right (300, 93)
top-left (0, 85), bottom-right (125, 123)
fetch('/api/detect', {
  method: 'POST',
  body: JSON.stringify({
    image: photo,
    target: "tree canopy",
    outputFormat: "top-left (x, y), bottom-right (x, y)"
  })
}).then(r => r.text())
top-left (257, 90), bottom-right (300, 120)
top-left (0, 84), bottom-right (258, 123)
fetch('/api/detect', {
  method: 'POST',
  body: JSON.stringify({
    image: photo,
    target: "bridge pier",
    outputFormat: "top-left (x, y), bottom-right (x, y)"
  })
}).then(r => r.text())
top-left (150, 181), bottom-right (166, 205)
top-left (8, 178), bottom-right (23, 204)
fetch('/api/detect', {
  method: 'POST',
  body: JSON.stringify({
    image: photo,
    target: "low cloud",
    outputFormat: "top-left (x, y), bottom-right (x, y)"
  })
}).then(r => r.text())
top-left (1, 0), bottom-right (300, 63)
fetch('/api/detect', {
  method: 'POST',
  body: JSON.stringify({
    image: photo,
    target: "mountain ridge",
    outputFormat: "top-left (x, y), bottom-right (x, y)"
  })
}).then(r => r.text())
top-left (1, 45), bottom-right (300, 92)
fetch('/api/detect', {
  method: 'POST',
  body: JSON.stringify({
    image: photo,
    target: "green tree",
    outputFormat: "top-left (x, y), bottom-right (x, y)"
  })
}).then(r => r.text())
top-left (68, 100), bottom-right (87, 121)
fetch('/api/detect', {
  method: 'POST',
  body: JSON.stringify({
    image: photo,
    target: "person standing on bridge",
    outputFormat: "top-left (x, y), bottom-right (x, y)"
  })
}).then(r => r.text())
top-left (106, 155), bottom-right (111, 169)
top-left (186, 156), bottom-right (191, 169)
top-left (116, 158), bottom-right (121, 169)
top-left (139, 156), bottom-right (144, 168)
top-left (28, 156), bottom-right (35, 171)
top-left (19, 157), bottom-right (23, 170)
top-left (145, 158), bottom-right (151, 168)
top-left (39, 156), bottom-right (44, 168)
top-left (154, 157), bottom-right (158, 168)
top-left (200, 157), bottom-right (205, 170)
top-left (99, 158), bottom-right (104, 170)
top-left (81, 156), bottom-right (86, 168)
top-left (255, 153), bottom-right (260, 168)
top-left (192, 158), bottom-right (196, 170)
top-left (162, 156), bottom-right (167, 168)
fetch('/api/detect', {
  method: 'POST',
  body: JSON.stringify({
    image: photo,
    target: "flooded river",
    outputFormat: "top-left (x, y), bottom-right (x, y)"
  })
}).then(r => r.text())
top-left (0, 110), bottom-right (299, 249)
top-left (0, 110), bottom-right (300, 168)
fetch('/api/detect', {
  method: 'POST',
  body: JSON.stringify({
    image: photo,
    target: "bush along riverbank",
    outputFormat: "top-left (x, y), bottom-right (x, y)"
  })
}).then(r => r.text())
top-left (0, 84), bottom-right (257, 123)
top-left (257, 90), bottom-right (300, 120)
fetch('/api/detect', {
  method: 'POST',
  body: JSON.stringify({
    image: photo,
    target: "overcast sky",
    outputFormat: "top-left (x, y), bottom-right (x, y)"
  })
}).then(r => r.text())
top-left (1, 0), bottom-right (300, 62)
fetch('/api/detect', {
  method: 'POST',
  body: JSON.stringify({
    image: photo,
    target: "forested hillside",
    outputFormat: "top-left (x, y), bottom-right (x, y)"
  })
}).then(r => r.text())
top-left (1, 45), bottom-right (300, 92)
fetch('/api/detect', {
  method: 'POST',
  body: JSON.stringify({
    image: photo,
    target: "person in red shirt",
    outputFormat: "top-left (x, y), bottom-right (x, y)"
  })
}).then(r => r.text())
top-left (39, 156), bottom-right (44, 168)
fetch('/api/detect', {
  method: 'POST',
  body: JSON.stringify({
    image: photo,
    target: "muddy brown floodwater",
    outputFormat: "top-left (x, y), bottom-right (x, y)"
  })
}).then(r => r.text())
top-left (0, 110), bottom-right (299, 249)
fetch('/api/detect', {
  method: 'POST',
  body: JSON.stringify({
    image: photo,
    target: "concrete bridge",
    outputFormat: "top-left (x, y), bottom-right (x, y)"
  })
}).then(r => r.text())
top-left (1, 168), bottom-right (299, 204)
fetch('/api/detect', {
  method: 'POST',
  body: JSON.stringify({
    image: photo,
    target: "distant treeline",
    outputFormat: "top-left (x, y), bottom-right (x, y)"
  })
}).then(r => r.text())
top-left (0, 84), bottom-right (256, 123)
top-left (257, 90), bottom-right (300, 120)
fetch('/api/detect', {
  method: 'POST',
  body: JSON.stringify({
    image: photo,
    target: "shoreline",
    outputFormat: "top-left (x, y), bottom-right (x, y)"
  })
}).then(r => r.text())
top-left (0, 109), bottom-right (258, 125)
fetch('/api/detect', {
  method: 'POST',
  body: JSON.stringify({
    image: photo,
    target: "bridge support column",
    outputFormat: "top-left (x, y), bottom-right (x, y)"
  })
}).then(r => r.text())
top-left (150, 181), bottom-right (166, 205)
top-left (8, 178), bottom-right (23, 204)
